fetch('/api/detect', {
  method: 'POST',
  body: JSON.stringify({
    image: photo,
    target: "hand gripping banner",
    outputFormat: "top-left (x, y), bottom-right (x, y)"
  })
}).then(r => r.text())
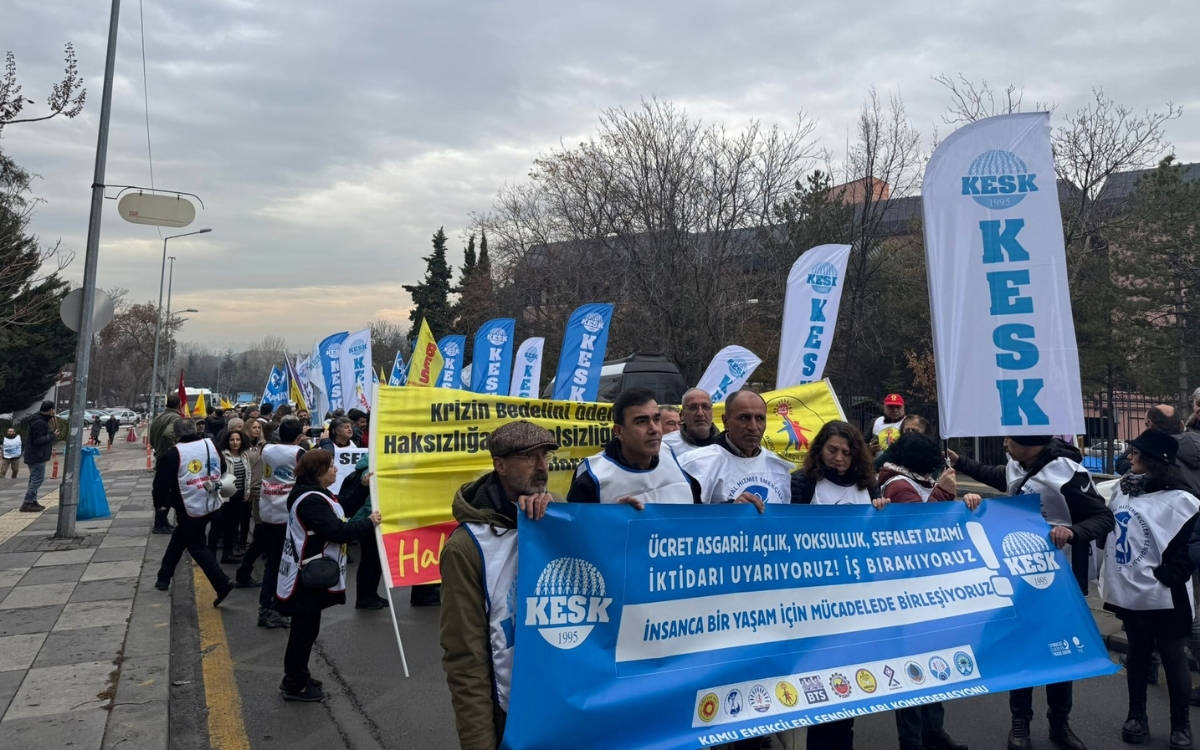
top-left (503, 499), bottom-right (1117, 749)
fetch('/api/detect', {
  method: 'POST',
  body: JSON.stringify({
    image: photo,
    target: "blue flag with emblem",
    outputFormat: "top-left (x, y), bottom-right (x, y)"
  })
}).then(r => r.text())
top-left (469, 319), bottom-right (515, 395)
top-left (503, 497), bottom-right (1117, 750)
top-left (552, 302), bottom-right (613, 402)
top-left (388, 350), bottom-right (408, 386)
top-left (261, 365), bottom-right (288, 408)
top-left (318, 331), bottom-right (349, 411)
top-left (436, 335), bottom-right (467, 389)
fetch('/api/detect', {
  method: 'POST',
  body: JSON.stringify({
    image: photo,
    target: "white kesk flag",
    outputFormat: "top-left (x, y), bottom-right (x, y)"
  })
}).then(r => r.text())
top-left (923, 112), bottom-right (1083, 438)
top-left (337, 328), bottom-right (373, 411)
top-left (510, 337), bottom-right (545, 399)
top-left (776, 244), bottom-right (851, 388)
top-left (695, 345), bottom-right (762, 403)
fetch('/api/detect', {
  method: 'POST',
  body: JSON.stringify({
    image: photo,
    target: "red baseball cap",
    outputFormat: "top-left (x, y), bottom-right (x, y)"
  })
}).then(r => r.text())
top-left (883, 393), bottom-right (905, 406)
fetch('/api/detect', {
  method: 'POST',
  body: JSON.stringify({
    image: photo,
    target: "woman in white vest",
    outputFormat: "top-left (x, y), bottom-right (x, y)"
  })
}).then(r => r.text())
top-left (1100, 430), bottom-right (1200, 748)
top-left (789, 420), bottom-right (883, 750)
top-left (275, 448), bottom-right (380, 702)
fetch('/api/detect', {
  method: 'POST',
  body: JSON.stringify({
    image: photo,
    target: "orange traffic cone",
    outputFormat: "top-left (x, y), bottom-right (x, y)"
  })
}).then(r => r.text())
top-left (51, 452), bottom-right (60, 479)
top-left (145, 443), bottom-right (152, 471)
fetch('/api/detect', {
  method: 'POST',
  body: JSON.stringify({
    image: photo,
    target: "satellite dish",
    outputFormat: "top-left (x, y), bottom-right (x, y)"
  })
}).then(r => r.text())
top-left (60, 288), bottom-right (115, 333)
top-left (117, 193), bottom-right (195, 228)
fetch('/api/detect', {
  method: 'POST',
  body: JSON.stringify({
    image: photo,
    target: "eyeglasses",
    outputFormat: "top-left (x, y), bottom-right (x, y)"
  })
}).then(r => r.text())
top-left (507, 449), bottom-right (555, 462)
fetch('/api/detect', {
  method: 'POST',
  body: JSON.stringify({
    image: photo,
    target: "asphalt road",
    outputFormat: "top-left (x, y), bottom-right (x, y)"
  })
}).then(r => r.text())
top-left (167, 545), bottom-right (1184, 750)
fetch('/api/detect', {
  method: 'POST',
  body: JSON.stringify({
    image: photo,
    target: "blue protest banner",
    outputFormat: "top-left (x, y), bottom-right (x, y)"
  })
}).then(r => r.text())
top-left (552, 302), bottom-right (613, 401)
top-left (436, 334), bottom-right (466, 389)
top-left (261, 365), bottom-right (288, 408)
top-left (388, 350), bottom-right (407, 386)
top-left (318, 331), bottom-right (349, 410)
top-left (469, 319), bottom-right (515, 395)
top-left (504, 498), bottom-right (1117, 750)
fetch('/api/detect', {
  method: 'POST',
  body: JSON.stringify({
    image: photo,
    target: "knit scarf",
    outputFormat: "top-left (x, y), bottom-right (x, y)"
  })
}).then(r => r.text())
top-left (1119, 472), bottom-right (1152, 497)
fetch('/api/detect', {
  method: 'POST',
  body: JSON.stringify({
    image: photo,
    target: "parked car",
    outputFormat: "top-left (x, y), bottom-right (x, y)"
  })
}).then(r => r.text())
top-left (104, 408), bottom-right (139, 425)
top-left (1083, 439), bottom-right (1127, 458)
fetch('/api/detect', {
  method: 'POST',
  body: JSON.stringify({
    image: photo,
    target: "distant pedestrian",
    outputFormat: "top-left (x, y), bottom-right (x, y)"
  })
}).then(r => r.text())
top-left (89, 415), bottom-right (102, 446)
top-left (2, 426), bottom-right (22, 478)
top-left (20, 402), bottom-right (56, 512)
top-left (105, 414), bottom-right (119, 448)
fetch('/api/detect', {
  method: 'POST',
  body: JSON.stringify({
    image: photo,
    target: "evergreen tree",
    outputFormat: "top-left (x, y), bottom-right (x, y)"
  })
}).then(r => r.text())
top-left (402, 227), bottom-right (454, 343)
top-left (451, 230), bottom-right (498, 336)
top-left (0, 152), bottom-right (75, 413)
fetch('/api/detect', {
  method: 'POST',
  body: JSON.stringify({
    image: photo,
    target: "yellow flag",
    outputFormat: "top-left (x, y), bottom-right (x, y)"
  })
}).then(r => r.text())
top-left (405, 318), bottom-right (444, 387)
top-left (219, 398), bottom-right (233, 409)
top-left (193, 391), bottom-right (208, 418)
top-left (288, 373), bottom-right (309, 412)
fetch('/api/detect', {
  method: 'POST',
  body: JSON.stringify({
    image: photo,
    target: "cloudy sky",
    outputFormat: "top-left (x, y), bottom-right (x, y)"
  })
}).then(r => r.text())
top-left (7, 0), bottom-right (1198, 353)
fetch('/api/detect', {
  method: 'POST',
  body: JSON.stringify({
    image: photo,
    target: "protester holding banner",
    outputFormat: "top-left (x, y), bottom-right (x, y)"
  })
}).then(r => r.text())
top-left (1102, 430), bottom-right (1200, 749)
top-left (949, 436), bottom-right (1113, 750)
top-left (679, 390), bottom-right (793, 507)
top-left (440, 421), bottom-right (559, 750)
top-left (790, 420), bottom-right (882, 510)
top-left (275, 449), bottom-right (382, 702)
top-left (566, 388), bottom-right (700, 506)
top-left (663, 388), bottom-right (720, 456)
top-left (337, 455), bottom-right (388, 610)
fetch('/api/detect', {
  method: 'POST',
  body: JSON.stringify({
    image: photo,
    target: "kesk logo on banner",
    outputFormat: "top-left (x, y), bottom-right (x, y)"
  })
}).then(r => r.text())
top-left (776, 244), bottom-right (851, 389)
top-left (695, 345), bottom-right (762, 404)
top-left (337, 327), bottom-right (372, 411)
top-left (387, 351), bottom-right (407, 386)
top-left (510, 337), bottom-right (545, 399)
top-left (502, 499), bottom-right (1117, 749)
top-left (553, 303), bottom-right (614, 402)
top-left (318, 331), bottom-right (348, 412)
top-left (406, 318), bottom-right (444, 387)
top-left (368, 380), bottom-right (842, 586)
top-left (436, 335), bottom-right (466, 389)
top-left (923, 113), bottom-right (1084, 437)
top-left (469, 318), bottom-right (515, 395)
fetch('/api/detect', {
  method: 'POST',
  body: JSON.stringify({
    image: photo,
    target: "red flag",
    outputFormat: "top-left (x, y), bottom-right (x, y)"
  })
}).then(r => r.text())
top-left (177, 371), bottom-right (190, 417)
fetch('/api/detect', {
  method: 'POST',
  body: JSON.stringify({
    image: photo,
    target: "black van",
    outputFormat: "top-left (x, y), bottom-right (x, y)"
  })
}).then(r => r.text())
top-left (543, 352), bottom-right (687, 405)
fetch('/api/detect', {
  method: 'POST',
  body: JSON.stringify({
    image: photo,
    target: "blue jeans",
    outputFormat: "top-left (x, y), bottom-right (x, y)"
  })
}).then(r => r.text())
top-left (23, 461), bottom-right (46, 504)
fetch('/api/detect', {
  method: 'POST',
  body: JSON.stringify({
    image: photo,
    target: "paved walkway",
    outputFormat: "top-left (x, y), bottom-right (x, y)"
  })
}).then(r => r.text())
top-left (0, 435), bottom-right (170, 748)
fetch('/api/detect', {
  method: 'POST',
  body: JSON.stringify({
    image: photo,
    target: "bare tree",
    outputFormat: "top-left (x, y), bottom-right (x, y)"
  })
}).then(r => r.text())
top-left (0, 44), bottom-right (86, 131)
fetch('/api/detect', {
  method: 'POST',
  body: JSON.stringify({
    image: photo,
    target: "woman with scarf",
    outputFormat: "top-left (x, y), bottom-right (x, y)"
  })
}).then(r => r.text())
top-left (789, 420), bottom-right (883, 750)
top-left (1102, 430), bottom-right (1199, 749)
top-left (877, 431), bottom-right (978, 750)
top-left (209, 428), bottom-right (250, 564)
top-left (275, 449), bottom-right (380, 701)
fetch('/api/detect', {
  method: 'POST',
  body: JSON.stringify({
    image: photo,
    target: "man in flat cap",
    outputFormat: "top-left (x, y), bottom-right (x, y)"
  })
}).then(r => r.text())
top-left (439, 420), bottom-right (559, 750)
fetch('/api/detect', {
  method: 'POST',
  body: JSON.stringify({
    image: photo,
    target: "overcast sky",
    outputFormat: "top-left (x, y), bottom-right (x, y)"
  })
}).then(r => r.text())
top-left (6, 0), bottom-right (1198, 353)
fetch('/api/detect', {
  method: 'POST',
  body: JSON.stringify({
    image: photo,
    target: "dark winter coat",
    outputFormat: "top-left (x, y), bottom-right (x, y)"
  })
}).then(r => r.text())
top-left (23, 412), bottom-right (54, 465)
top-left (274, 482), bottom-right (373, 615)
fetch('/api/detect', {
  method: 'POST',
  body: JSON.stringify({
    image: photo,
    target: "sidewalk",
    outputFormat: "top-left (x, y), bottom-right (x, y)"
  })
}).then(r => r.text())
top-left (0, 435), bottom-right (170, 748)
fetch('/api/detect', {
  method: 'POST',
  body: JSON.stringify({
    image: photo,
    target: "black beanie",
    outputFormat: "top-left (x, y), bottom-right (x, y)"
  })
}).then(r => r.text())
top-left (1008, 435), bottom-right (1052, 446)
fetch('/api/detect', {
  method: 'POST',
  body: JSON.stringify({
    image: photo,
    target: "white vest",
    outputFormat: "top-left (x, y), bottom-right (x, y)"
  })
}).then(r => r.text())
top-left (678, 444), bottom-right (793, 505)
top-left (872, 416), bottom-right (904, 450)
top-left (579, 444), bottom-right (694, 505)
top-left (1006, 456), bottom-right (1079, 526)
top-left (175, 438), bottom-right (221, 518)
top-left (462, 522), bottom-right (518, 712)
top-left (2, 436), bottom-right (21, 459)
top-left (276, 490), bottom-right (349, 601)
top-left (662, 429), bottom-right (709, 458)
top-left (330, 441), bottom-right (367, 496)
top-left (260, 444), bottom-right (303, 524)
top-left (811, 478), bottom-right (874, 506)
top-left (1100, 487), bottom-right (1199, 612)
top-left (881, 474), bottom-right (935, 503)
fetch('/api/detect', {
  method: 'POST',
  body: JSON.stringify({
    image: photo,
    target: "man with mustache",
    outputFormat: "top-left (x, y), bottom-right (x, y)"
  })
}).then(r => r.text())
top-left (440, 420), bottom-right (559, 750)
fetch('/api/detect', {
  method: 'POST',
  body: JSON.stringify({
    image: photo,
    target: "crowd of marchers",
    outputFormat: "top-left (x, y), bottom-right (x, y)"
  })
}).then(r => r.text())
top-left (440, 387), bottom-right (1200, 750)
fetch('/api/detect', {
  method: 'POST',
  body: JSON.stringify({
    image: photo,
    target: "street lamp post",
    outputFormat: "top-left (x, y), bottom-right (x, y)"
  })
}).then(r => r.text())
top-left (149, 228), bottom-right (210, 419)
top-left (165, 308), bottom-right (199, 390)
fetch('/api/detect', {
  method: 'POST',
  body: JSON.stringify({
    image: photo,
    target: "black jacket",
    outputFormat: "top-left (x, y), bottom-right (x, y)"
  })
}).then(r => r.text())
top-left (24, 412), bottom-right (54, 465)
top-left (151, 434), bottom-right (226, 514)
top-left (275, 482), bottom-right (374, 614)
top-left (566, 437), bottom-right (701, 504)
top-left (954, 439), bottom-right (1114, 592)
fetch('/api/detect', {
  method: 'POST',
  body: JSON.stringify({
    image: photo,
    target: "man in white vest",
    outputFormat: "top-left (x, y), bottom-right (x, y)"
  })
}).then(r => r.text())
top-left (253, 416), bottom-right (307, 629)
top-left (440, 420), bottom-right (558, 750)
top-left (662, 388), bottom-right (720, 457)
top-left (567, 387), bottom-right (700, 507)
top-left (154, 419), bottom-right (234, 606)
top-left (679, 389), bottom-right (792, 508)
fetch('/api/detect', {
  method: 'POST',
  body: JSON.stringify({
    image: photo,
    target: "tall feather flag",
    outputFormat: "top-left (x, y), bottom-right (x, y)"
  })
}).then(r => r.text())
top-left (193, 391), bottom-right (208, 418)
top-left (285, 356), bottom-right (309, 412)
top-left (406, 318), bottom-right (444, 387)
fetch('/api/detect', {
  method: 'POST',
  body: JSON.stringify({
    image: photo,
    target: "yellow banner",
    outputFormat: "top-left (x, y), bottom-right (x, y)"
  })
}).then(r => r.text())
top-left (369, 381), bottom-right (843, 585)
